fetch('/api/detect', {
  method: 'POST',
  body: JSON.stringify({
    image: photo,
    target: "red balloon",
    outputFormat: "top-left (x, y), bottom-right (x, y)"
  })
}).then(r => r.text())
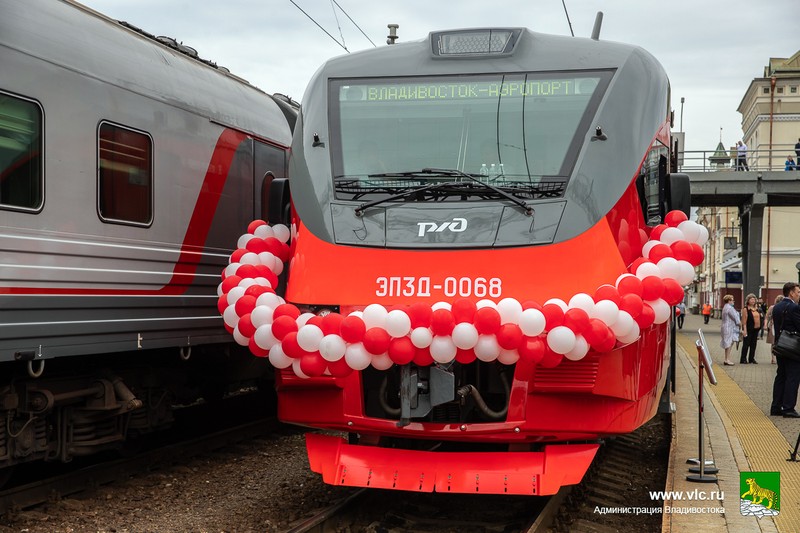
top-left (327, 356), bottom-right (354, 378)
top-left (253, 265), bottom-right (278, 285)
top-left (662, 279), bottom-right (685, 306)
top-left (648, 243), bottom-right (673, 263)
top-left (619, 293), bottom-right (644, 318)
top-left (629, 257), bottom-right (651, 276)
top-left (563, 308), bottom-right (590, 335)
top-left (430, 309), bottom-right (456, 336)
top-left (340, 315), bottom-right (366, 343)
top-left (452, 299), bottom-right (477, 324)
top-left (593, 285), bottom-right (621, 305)
top-left (237, 313), bottom-right (256, 338)
top-left (217, 294), bottom-right (229, 315)
top-left (595, 328), bottom-right (617, 352)
top-left (230, 248), bottom-right (248, 264)
top-left (282, 332), bottom-right (306, 359)
top-left (223, 323), bottom-right (234, 334)
top-left (407, 303), bottom-right (433, 329)
top-left (665, 210), bottom-right (688, 227)
top-left (583, 319), bottom-right (610, 347)
top-left (539, 348), bottom-right (563, 368)
top-left (247, 220), bottom-right (267, 234)
top-left (413, 346), bottom-right (434, 366)
top-left (235, 264), bottom-right (258, 279)
top-left (276, 242), bottom-right (291, 262)
top-left (473, 307), bottom-right (501, 335)
top-left (641, 276), bottom-right (665, 301)
top-left (650, 224), bottom-right (668, 241)
top-left (274, 303), bottom-right (301, 320)
top-left (306, 315), bottom-right (324, 328)
top-left (669, 240), bottom-right (693, 262)
top-left (234, 295), bottom-right (257, 317)
top-left (321, 313), bottom-right (344, 336)
top-left (388, 337), bottom-right (416, 365)
top-left (248, 335), bottom-right (269, 358)
top-left (497, 323), bottom-right (523, 350)
top-left (263, 237), bottom-right (283, 255)
top-left (518, 336), bottom-right (545, 364)
top-left (221, 275), bottom-right (242, 294)
top-left (363, 327), bottom-right (391, 355)
top-left (635, 303), bottom-right (656, 329)
top-left (688, 243), bottom-right (704, 266)
top-left (300, 351), bottom-right (327, 377)
top-left (244, 285), bottom-right (268, 299)
top-left (521, 300), bottom-right (543, 311)
top-left (246, 238), bottom-right (269, 254)
top-left (455, 348), bottom-right (477, 364)
top-left (271, 315), bottom-right (298, 340)
top-left (541, 303), bottom-right (565, 331)
top-left (617, 275), bottom-right (643, 297)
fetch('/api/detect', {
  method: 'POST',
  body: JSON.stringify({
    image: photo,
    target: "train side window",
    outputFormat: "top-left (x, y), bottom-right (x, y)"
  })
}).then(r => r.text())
top-left (98, 122), bottom-right (153, 225)
top-left (640, 141), bottom-right (669, 225)
top-left (0, 91), bottom-right (43, 211)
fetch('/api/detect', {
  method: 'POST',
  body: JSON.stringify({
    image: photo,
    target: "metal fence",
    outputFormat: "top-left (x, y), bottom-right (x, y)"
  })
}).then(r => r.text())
top-left (679, 143), bottom-right (799, 172)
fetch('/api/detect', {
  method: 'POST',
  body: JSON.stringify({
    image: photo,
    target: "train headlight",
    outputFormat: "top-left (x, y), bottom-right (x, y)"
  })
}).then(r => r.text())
top-left (430, 29), bottom-right (521, 57)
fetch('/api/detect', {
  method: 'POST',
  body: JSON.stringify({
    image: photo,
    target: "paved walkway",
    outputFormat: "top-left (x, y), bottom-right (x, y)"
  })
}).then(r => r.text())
top-left (663, 311), bottom-right (800, 532)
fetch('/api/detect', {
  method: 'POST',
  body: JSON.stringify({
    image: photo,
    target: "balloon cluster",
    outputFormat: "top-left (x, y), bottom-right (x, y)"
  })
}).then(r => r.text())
top-left (218, 211), bottom-right (707, 379)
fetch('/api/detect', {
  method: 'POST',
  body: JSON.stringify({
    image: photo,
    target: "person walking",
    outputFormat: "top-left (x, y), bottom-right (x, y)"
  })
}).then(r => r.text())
top-left (702, 302), bottom-right (712, 324)
top-left (676, 302), bottom-right (686, 329)
top-left (739, 293), bottom-right (762, 364)
top-left (720, 295), bottom-right (739, 366)
top-left (737, 141), bottom-right (749, 171)
top-left (770, 282), bottom-right (800, 418)
top-left (766, 294), bottom-right (784, 364)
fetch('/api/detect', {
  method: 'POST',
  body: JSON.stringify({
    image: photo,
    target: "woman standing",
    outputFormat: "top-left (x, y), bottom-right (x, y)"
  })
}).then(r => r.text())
top-left (740, 293), bottom-right (762, 364)
top-left (720, 294), bottom-right (739, 366)
top-left (766, 295), bottom-right (784, 364)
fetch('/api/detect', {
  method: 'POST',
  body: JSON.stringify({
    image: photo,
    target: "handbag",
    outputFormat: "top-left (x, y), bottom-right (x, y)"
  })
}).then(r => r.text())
top-left (773, 308), bottom-right (800, 361)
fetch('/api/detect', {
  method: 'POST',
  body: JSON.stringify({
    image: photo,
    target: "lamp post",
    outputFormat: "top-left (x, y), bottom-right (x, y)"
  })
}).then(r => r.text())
top-left (680, 97), bottom-right (685, 132)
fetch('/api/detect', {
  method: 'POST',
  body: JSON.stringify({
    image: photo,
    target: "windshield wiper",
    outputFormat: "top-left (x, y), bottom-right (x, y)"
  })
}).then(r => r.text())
top-left (354, 178), bottom-right (460, 217)
top-left (420, 168), bottom-right (533, 216)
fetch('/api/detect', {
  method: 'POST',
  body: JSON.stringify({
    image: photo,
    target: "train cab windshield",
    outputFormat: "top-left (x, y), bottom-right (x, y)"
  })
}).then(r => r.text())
top-left (330, 71), bottom-right (612, 202)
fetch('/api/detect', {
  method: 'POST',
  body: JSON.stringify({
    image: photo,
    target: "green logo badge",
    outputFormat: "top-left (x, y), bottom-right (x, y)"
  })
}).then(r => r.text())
top-left (740, 472), bottom-right (780, 516)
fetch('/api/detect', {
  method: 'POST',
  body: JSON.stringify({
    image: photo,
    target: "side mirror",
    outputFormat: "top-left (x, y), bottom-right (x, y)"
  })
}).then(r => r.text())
top-left (267, 177), bottom-right (291, 226)
top-left (667, 173), bottom-right (691, 217)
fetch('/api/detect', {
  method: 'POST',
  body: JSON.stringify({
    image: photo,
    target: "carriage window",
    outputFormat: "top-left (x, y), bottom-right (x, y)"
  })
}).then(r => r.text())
top-left (0, 92), bottom-right (43, 211)
top-left (98, 122), bottom-right (152, 225)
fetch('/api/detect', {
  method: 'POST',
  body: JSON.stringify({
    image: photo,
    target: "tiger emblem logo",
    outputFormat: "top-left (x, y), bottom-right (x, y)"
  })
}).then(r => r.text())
top-left (741, 478), bottom-right (778, 509)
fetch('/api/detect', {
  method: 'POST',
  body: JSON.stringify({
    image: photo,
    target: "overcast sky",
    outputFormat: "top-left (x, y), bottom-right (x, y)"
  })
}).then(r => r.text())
top-left (80, 0), bottom-right (796, 153)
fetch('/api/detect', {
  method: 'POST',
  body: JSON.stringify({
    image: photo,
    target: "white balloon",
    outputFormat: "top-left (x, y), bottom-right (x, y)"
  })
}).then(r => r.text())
top-left (430, 336), bottom-right (457, 363)
top-left (297, 324), bottom-right (324, 352)
top-left (677, 220), bottom-right (701, 243)
top-left (385, 310), bottom-right (412, 337)
top-left (225, 262), bottom-right (242, 278)
top-left (226, 286), bottom-right (246, 306)
top-left (257, 251), bottom-right (276, 266)
top-left (371, 352), bottom-right (394, 370)
top-left (238, 278), bottom-right (258, 289)
top-left (618, 322), bottom-right (641, 345)
top-left (232, 326), bottom-right (249, 346)
top-left (256, 292), bottom-right (284, 308)
top-left (568, 293), bottom-right (595, 314)
top-left (410, 327), bottom-right (433, 348)
top-left (564, 334), bottom-right (589, 361)
top-left (497, 298), bottom-right (523, 324)
top-left (296, 312), bottom-right (314, 328)
top-left (240, 252), bottom-right (260, 265)
top-left (251, 305), bottom-right (275, 328)
top-left (659, 227), bottom-right (685, 245)
top-left (519, 308), bottom-right (546, 336)
top-left (544, 298), bottom-right (568, 312)
top-left (237, 233), bottom-right (256, 249)
top-left (610, 311), bottom-right (634, 337)
top-left (254, 224), bottom-right (275, 239)
top-left (474, 335), bottom-right (501, 362)
top-left (676, 260), bottom-right (696, 286)
top-left (217, 282), bottom-right (224, 297)
top-left (268, 344), bottom-right (293, 369)
top-left (590, 300), bottom-right (619, 326)
top-left (253, 277), bottom-right (272, 288)
top-left (696, 224), bottom-right (709, 246)
top-left (642, 240), bottom-right (659, 259)
top-left (634, 262), bottom-right (661, 280)
top-left (291, 358), bottom-right (310, 379)
top-left (431, 301), bottom-right (452, 311)
top-left (656, 257), bottom-right (681, 280)
top-left (497, 349), bottom-right (520, 365)
top-left (362, 304), bottom-right (388, 329)
top-left (254, 324), bottom-right (279, 350)
top-left (272, 256), bottom-right (284, 276)
top-left (223, 305), bottom-right (239, 328)
top-left (547, 326), bottom-right (576, 354)
top-left (345, 343), bottom-right (372, 370)
top-left (319, 335), bottom-right (347, 362)
top-left (273, 224), bottom-right (291, 243)
top-left (648, 299), bottom-right (672, 324)
top-left (452, 323), bottom-right (479, 349)
top-left (476, 299), bottom-right (498, 309)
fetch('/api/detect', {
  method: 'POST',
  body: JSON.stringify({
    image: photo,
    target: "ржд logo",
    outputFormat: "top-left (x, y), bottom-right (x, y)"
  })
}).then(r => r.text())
top-left (416, 217), bottom-right (467, 237)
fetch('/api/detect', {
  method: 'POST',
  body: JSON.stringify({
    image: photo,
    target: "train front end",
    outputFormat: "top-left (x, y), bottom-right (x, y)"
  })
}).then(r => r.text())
top-left (239, 28), bottom-right (697, 495)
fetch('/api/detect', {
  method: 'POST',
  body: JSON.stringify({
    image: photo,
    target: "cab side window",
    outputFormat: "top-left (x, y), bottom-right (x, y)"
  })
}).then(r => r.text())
top-left (0, 91), bottom-right (43, 211)
top-left (98, 121), bottom-right (153, 225)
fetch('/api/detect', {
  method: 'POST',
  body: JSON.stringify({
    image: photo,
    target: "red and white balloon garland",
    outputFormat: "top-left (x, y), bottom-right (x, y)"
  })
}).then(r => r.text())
top-left (218, 211), bottom-right (708, 379)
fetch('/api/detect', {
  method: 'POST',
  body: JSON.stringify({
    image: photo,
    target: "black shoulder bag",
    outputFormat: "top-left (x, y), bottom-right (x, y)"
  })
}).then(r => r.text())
top-left (773, 307), bottom-right (800, 361)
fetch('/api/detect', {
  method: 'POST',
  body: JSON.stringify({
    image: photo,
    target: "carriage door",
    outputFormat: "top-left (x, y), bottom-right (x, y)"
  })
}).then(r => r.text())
top-left (253, 141), bottom-right (287, 221)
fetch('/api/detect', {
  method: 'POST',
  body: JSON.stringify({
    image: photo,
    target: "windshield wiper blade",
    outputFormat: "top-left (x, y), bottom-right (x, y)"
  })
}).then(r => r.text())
top-left (421, 168), bottom-right (533, 216)
top-left (354, 179), bottom-right (460, 217)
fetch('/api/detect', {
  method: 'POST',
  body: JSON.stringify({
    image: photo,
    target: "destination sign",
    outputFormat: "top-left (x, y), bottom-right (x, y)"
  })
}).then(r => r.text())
top-left (341, 79), bottom-right (594, 103)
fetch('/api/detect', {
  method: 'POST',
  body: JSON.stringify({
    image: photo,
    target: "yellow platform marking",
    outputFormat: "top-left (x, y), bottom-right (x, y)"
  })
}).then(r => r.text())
top-left (676, 333), bottom-right (799, 533)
